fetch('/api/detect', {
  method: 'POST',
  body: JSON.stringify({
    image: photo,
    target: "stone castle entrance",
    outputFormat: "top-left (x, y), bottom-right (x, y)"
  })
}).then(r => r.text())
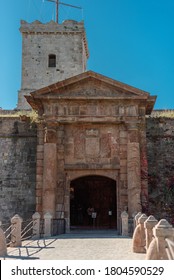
top-left (26, 70), bottom-right (156, 233)
top-left (70, 176), bottom-right (117, 229)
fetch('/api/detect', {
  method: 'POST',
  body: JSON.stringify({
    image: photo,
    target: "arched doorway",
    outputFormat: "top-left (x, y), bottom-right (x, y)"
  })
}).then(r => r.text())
top-left (70, 175), bottom-right (117, 229)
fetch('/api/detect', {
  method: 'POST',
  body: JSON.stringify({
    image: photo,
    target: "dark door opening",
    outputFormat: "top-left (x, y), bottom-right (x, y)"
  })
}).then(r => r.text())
top-left (70, 176), bottom-right (117, 229)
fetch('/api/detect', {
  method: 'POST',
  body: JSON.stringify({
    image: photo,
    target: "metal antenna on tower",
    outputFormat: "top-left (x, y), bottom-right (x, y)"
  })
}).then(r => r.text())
top-left (46, 0), bottom-right (82, 24)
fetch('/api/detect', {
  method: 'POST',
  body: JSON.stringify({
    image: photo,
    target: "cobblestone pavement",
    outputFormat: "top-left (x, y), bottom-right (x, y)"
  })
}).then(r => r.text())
top-left (1, 230), bottom-right (145, 260)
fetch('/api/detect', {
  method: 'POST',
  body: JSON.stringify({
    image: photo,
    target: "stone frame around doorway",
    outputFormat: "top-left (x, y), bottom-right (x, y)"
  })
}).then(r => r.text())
top-left (25, 70), bottom-right (156, 234)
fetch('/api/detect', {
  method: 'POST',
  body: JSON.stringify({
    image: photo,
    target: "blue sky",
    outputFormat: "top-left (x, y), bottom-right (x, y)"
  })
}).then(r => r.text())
top-left (0, 0), bottom-right (174, 109)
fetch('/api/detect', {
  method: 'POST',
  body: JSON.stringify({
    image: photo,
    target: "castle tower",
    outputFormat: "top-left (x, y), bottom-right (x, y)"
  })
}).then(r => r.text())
top-left (17, 20), bottom-right (89, 109)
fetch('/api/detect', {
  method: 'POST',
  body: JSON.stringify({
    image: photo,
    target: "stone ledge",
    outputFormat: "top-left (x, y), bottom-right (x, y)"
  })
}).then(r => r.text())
top-left (64, 163), bottom-right (120, 170)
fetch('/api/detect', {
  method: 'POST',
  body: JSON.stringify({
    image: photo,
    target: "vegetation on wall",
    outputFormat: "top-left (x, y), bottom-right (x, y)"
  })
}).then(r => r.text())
top-left (144, 113), bottom-right (174, 225)
top-left (147, 110), bottom-right (174, 119)
top-left (0, 110), bottom-right (38, 123)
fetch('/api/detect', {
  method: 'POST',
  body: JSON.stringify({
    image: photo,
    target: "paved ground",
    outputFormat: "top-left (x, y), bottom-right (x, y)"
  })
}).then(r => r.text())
top-left (1, 230), bottom-right (145, 260)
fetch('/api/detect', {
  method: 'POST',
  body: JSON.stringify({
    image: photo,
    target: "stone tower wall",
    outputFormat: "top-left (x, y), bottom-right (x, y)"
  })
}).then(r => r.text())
top-left (18, 20), bottom-right (89, 109)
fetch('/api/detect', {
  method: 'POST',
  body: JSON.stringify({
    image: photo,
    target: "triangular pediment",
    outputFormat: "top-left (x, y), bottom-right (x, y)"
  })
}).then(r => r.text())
top-left (26, 71), bottom-right (156, 113)
top-left (30, 71), bottom-right (149, 98)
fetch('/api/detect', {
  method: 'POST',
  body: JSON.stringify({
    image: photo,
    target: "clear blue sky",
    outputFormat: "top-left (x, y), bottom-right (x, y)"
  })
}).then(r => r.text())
top-left (0, 0), bottom-right (174, 109)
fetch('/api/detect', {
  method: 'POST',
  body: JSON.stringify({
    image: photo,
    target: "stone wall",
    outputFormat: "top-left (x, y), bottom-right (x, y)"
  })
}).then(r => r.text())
top-left (146, 111), bottom-right (174, 220)
top-left (0, 110), bottom-right (174, 223)
top-left (0, 115), bottom-right (37, 222)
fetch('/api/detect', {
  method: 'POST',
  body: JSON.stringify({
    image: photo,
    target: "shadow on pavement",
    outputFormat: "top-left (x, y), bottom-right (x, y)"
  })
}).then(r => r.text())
top-left (2, 238), bottom-right (57, 260)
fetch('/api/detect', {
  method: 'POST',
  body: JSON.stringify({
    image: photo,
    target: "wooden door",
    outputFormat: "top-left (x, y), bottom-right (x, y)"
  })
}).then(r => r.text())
top-left (70, 176), bottom-right (117, 228)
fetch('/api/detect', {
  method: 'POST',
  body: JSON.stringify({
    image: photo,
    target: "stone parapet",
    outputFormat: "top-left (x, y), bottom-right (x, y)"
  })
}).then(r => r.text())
top-left (20, 19), bottom-right (86, 33)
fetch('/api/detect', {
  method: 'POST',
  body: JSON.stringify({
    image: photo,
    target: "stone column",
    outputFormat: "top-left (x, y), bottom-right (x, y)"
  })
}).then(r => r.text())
top-left (144, 215), bottom-right (158, 250)
top-left (127, 122), bottom-right (141, 216)
top-left (36, 123), bottom-right (44, 214)
top-left (10, 214), bottom-right (23, 247)
top-left (42, 125), bottom-right (57, 217)
top-left (121, 211), bottom-right (128, 236)
top-left (32, 212), bottom-right (41, 239)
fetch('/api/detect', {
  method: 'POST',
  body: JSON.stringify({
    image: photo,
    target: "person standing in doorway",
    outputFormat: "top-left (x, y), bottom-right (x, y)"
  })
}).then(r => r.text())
top-left (87, 205), bottom-right (94, 225)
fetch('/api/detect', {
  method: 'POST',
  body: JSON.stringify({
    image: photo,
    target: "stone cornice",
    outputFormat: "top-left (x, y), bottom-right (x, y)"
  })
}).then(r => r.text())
top-left (30, 71), bottom-right (150, 97)
top-left (39, 116), bottom-right (126, 125)
top-left (26, 71), bottom-right (156, 115)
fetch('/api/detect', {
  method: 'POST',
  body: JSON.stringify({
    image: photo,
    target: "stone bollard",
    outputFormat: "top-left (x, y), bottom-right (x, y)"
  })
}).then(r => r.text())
top-left (146, 219), bottom-right (174, 260)
top-left (44, 212), bottom-right (53, 238)
top-left (144, 215), bottom-right (158, 250)
top-left (10, 214), bottom-right (23, 247)
top-left (0, 221), bottom-right (7, 256)
top-left (134, 212), bottom-right (142, 227)
top-left (132, 214), bottom-right (147, 253)
top-left (32, 212), bottom-right (41, 239)
top-left (121, 211), bottom-right (129, 236)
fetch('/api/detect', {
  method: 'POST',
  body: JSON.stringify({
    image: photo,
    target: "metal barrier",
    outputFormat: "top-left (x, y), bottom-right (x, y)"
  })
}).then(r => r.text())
top-left (39, 219), bottom-right (44, 238)
top-left (52, 219), bottom-right (66, 236)
top-left (128, 218), bottom-right (134, 236)
top-left (21, 219), bottom-right (36, 241)
top-left (39, 218), bottom-right (65, 237)
top-left (5, 225), bottom-right (16, 246)
top-left (1, 223), bottom-right (16, 247)
top-left (0, 213), bottom-right (66, 255)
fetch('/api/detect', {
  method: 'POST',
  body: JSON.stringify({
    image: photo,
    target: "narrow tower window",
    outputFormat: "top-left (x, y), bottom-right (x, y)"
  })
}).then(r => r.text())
top-left (48, 54), bottom-right (56, 67)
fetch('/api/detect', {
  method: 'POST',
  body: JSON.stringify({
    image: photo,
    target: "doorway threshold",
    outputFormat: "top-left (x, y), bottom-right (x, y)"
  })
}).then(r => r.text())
top-left (69, 227), bottom-right (118, 238)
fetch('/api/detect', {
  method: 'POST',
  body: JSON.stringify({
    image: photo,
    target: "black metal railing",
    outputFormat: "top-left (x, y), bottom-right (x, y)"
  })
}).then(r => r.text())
top-left (52, 219), bottom-right (66, 236)
top-left (40, 219), bottom-right (44, 238)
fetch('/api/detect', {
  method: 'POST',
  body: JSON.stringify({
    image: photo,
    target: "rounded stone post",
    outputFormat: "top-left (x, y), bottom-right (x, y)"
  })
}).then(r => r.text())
top-left (144, 215), bottom-right (158, 250)
top-left (0, 221), bottom-right (7, 256)
top-left (10, 214), bottom-right (23, 247)
top-left (132, 214), bottom-right (147, 253)
top-left (121, 211), bottom-right (129, 236)
top-left (32, 212), bottom-right (41, 239)
top-left (147, 219), bottom-right (174, 260)
top-left (44, 212), bottom-right (53, 238)
top-left (134, 212), bottom-right (142, 227)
